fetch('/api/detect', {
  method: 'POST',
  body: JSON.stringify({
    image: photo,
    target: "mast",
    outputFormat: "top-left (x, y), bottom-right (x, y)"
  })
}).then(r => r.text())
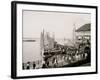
top-left (73, 23), bottom-right (76, 45)
top-left (40, 29), bottom-right (45, 65)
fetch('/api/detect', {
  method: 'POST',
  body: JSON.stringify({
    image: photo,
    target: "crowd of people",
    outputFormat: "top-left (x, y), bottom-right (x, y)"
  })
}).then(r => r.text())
top-left (23, 40), bottom-right (91, 69)
top-left (42, 40), bottom-right (91, 68)
top-left (22, 60), bottom-right (42, 70)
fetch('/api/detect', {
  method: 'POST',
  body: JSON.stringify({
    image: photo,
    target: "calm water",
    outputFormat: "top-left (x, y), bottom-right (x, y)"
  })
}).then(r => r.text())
top-left (22, 38), bottom-right (42, 63)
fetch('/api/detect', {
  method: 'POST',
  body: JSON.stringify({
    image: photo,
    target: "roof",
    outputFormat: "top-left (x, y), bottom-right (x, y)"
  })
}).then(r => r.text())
top-left (76, 23), bottom-right (91, 32)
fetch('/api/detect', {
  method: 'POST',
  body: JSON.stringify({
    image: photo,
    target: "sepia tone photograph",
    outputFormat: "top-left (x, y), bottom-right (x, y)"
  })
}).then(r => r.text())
top-left (11, 1), bottom-right (97, 79)
top-left (22, 10), bottom-right (91, 70)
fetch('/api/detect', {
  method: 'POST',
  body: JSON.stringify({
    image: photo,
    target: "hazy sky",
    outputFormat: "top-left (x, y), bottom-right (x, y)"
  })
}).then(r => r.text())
top-left (23, 10), bottom-right (91, 39)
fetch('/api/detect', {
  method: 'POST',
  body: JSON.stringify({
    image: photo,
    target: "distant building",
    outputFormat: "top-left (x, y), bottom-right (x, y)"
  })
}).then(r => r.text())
top-left (75, 23), bottom-right (91, 44)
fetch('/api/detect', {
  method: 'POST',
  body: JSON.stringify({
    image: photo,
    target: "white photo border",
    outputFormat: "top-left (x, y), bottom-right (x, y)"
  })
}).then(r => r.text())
top-left (11, 1), bottom-right (98, 79)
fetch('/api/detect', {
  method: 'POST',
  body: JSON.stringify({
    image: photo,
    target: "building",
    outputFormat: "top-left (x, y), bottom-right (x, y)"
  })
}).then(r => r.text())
top-left (75, 23), bottom-right (91, 44)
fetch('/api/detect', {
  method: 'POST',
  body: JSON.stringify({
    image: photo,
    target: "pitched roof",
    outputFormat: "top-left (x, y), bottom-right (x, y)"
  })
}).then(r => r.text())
top-left (76, 23), bottom-right (91, 32)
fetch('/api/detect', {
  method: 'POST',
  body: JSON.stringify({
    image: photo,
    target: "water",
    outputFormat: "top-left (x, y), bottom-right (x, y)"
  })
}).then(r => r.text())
top-left (22, 38), bottom-right (42, 63)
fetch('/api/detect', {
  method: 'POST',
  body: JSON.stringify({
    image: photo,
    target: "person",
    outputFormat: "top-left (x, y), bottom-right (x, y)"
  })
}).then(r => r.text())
top-left (42, 63), bottom-right (47, 68)
top-left (68, 54), bottom-right (72, 63)
top-left (84, 43), bottom-right (91, 63)
top-left (46, 60), bottom-right (49, 67)
top-left (33, 62), bottom-right (36, 69)
top-left (26, 62), bottom-right (30, 69)
top-left (22, 63), bottom-right (25, 70)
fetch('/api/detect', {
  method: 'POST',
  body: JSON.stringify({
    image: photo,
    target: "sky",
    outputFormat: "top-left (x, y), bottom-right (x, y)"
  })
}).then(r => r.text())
top-left (23, 10), bottom-right (91, 40)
